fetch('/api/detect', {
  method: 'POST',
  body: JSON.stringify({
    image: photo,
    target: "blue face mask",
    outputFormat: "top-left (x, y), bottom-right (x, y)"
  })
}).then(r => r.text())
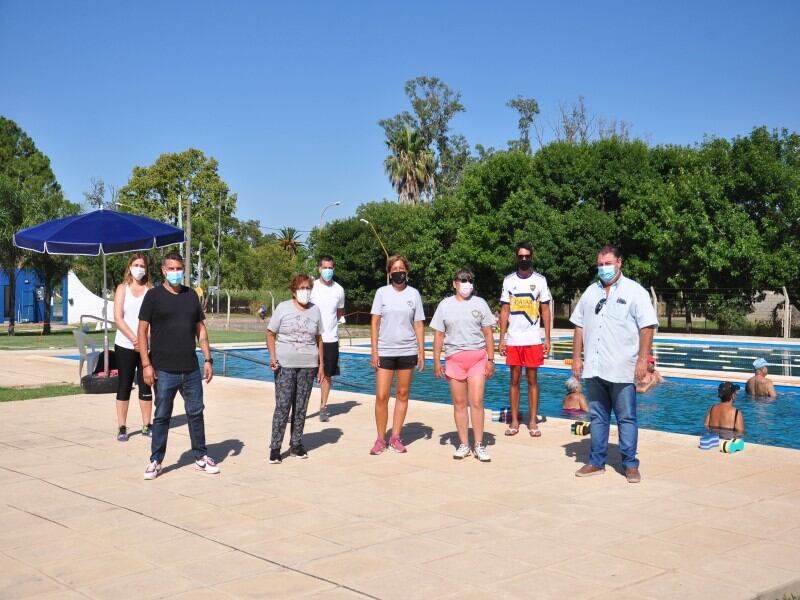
top-left (320, 268), bottom-right (334, 282)
top-left (597, 265), bottom-right (616, 283)
top-left (165, 271), bottom-right (184, 286)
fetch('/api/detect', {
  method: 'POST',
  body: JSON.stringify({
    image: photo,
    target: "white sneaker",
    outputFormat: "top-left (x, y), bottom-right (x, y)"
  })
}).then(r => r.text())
top-left (473, 443), bottom-right (491, 462)
top-left (143, 460), bottom-right (162, 480)
top-left (452, 443), bottom-right (471, 459)
top-left (195, 456), bottom-right (220, 474)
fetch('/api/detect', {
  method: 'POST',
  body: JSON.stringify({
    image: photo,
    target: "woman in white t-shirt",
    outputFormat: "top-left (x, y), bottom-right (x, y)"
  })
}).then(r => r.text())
top-left (431, 268), bottom-right (496, 462)
top-left (369, 255), bottom-right (425, 455)
top-left (113, 253), bottom-right (153, 442)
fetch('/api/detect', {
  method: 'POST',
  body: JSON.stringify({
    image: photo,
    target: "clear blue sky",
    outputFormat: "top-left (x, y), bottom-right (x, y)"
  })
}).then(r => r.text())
top-left (2, 1), bottom-right (798, 236)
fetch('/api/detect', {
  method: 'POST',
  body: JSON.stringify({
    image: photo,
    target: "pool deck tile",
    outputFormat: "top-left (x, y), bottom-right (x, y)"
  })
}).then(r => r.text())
top-left (1, 349), bottom-right (800, 599)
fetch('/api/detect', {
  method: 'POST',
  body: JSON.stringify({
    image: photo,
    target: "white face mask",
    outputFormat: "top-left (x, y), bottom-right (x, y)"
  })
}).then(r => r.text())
top-left (130, 266), bottom-right (146, 281)
top-left (295, 289), bottom-right (311, 305)
top-left (458, 282), bottom-right (474, 298)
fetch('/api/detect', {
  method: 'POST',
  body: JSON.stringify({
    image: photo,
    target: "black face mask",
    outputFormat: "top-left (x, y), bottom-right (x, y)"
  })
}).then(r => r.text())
top-left (517, 257), bottom-right (532, 271)
top-left (390, 272), bottom-right (407, 285)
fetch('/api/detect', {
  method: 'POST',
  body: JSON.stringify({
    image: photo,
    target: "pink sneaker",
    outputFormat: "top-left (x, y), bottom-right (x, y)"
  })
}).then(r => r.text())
top-left (143, 460), bottom-right (162, 480)
top-left (369, 438), bottom-right (386, 455)
top-left (389, 437), bottom-right (407, 453)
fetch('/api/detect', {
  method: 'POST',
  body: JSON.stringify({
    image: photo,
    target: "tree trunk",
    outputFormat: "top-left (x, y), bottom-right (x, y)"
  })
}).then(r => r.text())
top-left (41, 280), bottom-right (52, 336)
top-left (6, 268), bottom-right (15, 336)
top-left (667, 301), bottom-right (673, 329)
top-left (685, 303), bottom-right (693, 333)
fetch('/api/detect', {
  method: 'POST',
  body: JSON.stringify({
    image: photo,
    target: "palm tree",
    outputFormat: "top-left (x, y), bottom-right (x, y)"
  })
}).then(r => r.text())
top-left (277, 227), bottom-right (303, 258)
top-left (384, 127), bottom-right (435, 205)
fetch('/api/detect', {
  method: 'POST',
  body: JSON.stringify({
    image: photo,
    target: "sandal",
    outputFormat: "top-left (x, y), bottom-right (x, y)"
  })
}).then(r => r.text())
top-left (504, 427), bottom-right (519, 436)
top-left (529, 427), bottom-right (542, 437)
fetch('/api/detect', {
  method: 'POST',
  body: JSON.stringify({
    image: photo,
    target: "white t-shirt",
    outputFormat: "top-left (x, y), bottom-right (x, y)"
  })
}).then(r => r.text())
top-left (500, 271), bottom-right (551, 346)
top-left (310, 279), bottom-right (345, 343)
top-left (370, 285), bottom-right (425, 357)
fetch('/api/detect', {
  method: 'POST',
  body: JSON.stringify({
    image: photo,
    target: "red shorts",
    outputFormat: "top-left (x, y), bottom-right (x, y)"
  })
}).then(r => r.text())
top-left (505, 344), bottom-right (544, 368)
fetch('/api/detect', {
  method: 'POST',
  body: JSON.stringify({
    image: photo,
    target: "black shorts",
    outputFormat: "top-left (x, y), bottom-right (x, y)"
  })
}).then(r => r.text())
top-left (378, 355), bottom-right (418, 370)
top-left (322, 342), bottom-right (340, 377)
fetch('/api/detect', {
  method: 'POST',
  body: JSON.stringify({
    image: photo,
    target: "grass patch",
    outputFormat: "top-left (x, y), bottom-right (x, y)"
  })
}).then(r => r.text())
top-left (0, 327), bottom-right (266, 350)
top-left (0, 384), bottom-right (82, 402)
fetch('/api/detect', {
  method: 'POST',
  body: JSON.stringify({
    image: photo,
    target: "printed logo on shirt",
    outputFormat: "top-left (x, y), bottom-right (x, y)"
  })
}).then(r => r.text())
top-left (617, 298), bottom-right (627, 304)
top-left (407, 300), bottom-right (414, 308)
top-left (509, 293), bottom-right (540, 325)
top-left (471, 309), bottom-right (482, 320)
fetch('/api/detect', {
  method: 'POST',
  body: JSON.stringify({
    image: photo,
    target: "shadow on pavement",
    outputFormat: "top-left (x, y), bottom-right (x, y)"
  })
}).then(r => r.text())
top-left (399, 421), bottom-right (433, 446)
top-left (438, 430), bottom-right (497, 447)
top-left (162, 438), bottom-right (244, 474)
top-left (302, 427), bottom-right (344, 451)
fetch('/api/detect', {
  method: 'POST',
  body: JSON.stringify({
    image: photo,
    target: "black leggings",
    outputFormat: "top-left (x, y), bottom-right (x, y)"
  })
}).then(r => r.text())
top-left (115, 344), bottom-right (152, 401)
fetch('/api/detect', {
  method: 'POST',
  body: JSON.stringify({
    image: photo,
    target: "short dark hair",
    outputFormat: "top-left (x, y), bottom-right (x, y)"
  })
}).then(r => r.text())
top-left (515, 242), bottom-right (532, 255)
top-left (318, 255), bottom-right (335, 267)
top-left (162, 251), bottom-right (184, 265)
top-left (453, 267), bottom-right (474, 281)
top-left (598, 244), bottom-right (621, 259)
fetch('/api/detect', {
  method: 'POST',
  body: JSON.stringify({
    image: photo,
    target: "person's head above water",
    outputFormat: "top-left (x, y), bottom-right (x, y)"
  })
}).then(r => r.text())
top-left (565, 377), bottom-right (581, 393)
top-left (718, 381), bottom-right (740, 403)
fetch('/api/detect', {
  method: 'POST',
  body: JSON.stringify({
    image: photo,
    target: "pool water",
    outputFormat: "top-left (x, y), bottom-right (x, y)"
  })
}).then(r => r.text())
top-left (212, 349), bottom-right (800, 450)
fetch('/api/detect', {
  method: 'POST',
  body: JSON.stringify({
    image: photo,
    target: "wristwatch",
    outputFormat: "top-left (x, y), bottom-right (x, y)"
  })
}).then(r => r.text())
top-left (205, 357), bottom-right (214, 365)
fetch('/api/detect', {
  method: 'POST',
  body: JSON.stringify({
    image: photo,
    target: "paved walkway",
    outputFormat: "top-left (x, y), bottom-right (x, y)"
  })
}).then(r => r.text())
top-left (1, 351), bottom-right (799, 599)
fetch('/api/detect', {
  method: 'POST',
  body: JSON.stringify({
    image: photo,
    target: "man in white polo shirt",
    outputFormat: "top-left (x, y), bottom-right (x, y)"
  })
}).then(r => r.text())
top-left (310, 255), bottom-right (345, 422)
top-left (570, 245), bottom-right (657, 483)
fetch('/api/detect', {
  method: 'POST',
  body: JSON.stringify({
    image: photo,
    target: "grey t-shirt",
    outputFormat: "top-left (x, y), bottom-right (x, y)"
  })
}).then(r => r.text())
top-left (430, 295), bottom-right (496, 357)
top-left (267, 300), bottom-right (323, 368)
top-left (370, 285), bottom-right (425, 357)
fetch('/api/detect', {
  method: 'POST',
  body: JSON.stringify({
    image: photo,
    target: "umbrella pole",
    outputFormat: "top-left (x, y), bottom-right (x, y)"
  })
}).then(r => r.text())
top-left (103, 253), bottom-right (109, 374)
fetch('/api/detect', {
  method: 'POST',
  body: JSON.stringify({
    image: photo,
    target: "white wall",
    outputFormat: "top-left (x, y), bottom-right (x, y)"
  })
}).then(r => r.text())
top-left (66, 271), bottom-right (113, 329)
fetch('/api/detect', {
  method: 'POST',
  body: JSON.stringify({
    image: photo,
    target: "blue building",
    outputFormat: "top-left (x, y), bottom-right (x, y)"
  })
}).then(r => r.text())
top-left (0, 268), bottom-right (69, 325)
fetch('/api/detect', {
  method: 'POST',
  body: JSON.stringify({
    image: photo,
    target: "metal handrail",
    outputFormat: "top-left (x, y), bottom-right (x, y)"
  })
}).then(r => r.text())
top-left (209, 346), bottom-right (372, 391)
top-left (80, 314), bottom-right (114, 330)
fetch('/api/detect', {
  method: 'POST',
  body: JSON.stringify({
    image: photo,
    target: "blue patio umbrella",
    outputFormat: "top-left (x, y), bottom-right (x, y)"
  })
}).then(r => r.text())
top-left (14, 208), bottom-right (184, 373)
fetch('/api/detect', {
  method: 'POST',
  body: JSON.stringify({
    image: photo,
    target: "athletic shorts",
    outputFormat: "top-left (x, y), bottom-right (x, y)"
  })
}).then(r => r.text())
top-left (378, 355), bottom-right (418, 370)
top-left (322, 342), bottom-right (340, 377)
top-left (505, 344), bottom-right (544, 368)
top-left (445, 349), bottom-right (487, 381)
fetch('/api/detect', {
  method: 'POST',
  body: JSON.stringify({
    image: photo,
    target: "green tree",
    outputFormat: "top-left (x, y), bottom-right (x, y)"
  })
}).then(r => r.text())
top-left (116, 149), bottom-right (238, 289)
top-left (379, 76), bottom-right (470, 196)
top-left (506, 96), bottom-right (540, 153)
top-left (0, 116), bottom-right (72, 335)
top-left (276, 227), bottom-right (303, 258)
top-left (384, 127), bottom-right (436, 205)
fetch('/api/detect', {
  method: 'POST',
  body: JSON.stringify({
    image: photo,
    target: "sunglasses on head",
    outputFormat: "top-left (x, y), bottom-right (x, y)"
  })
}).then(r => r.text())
top-left (457, 277), bottom-right (473, 283)
top-left (595, 298), bottom-right (607, 314)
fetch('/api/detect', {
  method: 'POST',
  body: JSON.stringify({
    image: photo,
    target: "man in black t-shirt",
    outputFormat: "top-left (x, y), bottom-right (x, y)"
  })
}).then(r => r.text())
top-left (137, 252), bottom-right (219, 480)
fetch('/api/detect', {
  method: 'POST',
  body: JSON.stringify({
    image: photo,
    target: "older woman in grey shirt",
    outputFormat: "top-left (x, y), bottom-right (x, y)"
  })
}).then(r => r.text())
top-left (266, 274), bottom-right (324, 464)
top-left (431, 268), bottom-right (496, 462)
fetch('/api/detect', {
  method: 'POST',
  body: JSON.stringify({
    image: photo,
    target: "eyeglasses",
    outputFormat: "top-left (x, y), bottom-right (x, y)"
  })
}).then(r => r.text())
top-left (595, 298), bottom-right (607, 314)
top-left (457, 277), bottom-right (474, 283)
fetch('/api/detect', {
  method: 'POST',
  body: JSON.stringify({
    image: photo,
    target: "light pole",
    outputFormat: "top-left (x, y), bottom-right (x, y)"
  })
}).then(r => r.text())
top-left (360, 218), bottom-right (390, 283)
top-left (319, 201), bottom-right (341, 229)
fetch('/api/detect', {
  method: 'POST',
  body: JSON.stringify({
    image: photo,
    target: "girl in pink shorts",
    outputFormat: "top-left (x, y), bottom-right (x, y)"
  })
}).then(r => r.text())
top-left (431, 268), bottom-right (497, 462)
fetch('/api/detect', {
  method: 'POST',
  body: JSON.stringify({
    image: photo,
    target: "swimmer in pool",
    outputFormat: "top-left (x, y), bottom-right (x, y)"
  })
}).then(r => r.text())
top-left (562, 377), bottom-right (589, 415)
top-left (704, 381), bottom-right (745, 439)
top-left (746, 358), bottom-right (777, 399)
top-left (635, 355), bottom-right (664, 394)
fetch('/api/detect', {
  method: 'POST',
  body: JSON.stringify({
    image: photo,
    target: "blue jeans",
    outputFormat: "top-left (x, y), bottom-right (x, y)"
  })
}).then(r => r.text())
top-left (584, 377), bottom-right (639, 469)
top-left (150, 369), bottom-right (207, 463)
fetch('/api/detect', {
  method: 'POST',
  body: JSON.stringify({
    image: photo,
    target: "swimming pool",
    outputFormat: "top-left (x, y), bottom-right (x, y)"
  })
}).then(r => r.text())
top-left (211, 349), bottom-right (800, 450)
top-left (550, 337), bottom-right (800, 376)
